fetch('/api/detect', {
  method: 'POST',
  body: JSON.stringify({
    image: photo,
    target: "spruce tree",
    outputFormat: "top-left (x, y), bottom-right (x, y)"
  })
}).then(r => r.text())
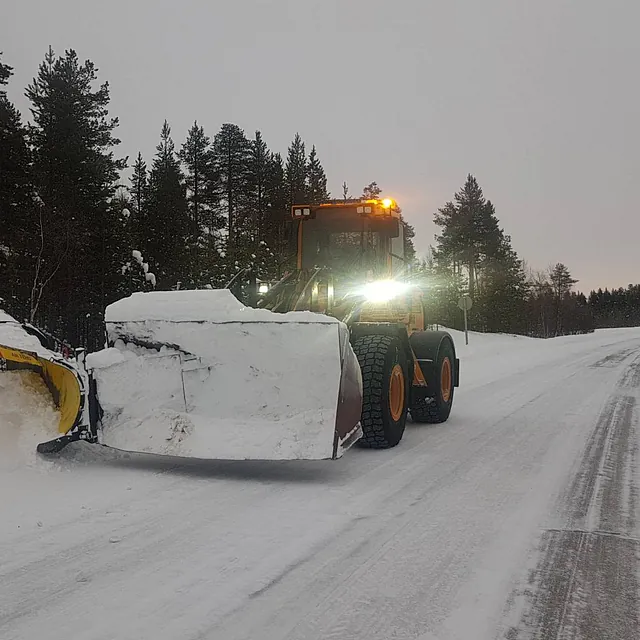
top-left (211, 123), bottom-right (251, 276)
top-left (403, 219), bottom-right (417, 266)
top-left (129, 152), bottom-right (148, 218)
top-left (0, 53), bottom-right (33, 319)
top-left (306, 145), bottom-right (329, 204)
top-left (179, 122), bottom-right (226, 286)
top-left (247, 130), bottom-right (270, 246)
top-left (222, 129), bottom-right (272, 290)
top-left (179, 121), bottom-right (216, 236)
top-left (477, 234), bottom-right (528, 333)
top-left (26, 47), bottom-right (125, 347)
top-left (128, 152), bottom-right (148, 250)
top-left (285, 133), bottom-right (307, 205)
top-left (264, 152), bottom-right (291, 275)
top-left (146, 120), bottom-right (189, 288)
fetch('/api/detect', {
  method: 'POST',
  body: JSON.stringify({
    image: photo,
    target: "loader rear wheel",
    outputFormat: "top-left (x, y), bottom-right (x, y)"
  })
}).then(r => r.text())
top-left (410, 339), bottom-right (455, 424)
top-left (352, 335), bottom-right (409, 448)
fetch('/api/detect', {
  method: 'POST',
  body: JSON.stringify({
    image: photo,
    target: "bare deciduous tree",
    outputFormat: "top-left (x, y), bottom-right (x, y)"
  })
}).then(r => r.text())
top-left (29, 206), bottom-right (67, 323)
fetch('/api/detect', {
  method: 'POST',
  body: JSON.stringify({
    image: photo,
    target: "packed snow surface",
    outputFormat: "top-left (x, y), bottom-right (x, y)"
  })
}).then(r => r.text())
top-left (0, 310), bottom-right (55, 358)
top-left (2, 325), bottom-right (640, 640)
top-left (105, 289), bottom-right (340, 324)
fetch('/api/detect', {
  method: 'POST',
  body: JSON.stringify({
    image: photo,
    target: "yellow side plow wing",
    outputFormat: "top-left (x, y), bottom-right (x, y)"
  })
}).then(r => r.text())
top-left (0, 343), bottom-right (90, 450)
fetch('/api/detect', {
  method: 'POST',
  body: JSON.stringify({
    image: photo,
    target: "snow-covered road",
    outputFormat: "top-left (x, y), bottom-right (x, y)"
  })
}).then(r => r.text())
top-left (1, 328), bottom-right (639, 640)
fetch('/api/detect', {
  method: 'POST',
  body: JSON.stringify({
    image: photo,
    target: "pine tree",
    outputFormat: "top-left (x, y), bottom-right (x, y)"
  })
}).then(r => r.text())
top-left (285, 133), bottom-right (307, 205)
top-left (212, 123), bottom-right (251, 276)
top-left (146, 120), bottom-right (189, 288)
top-left (178, 122), bottom-right (226, 286)
top-left (0, 52), bottom-right (33, 319)
top-left (247, 131), bottom-right (269, 247)
top-left (548, 262), bottom-right (578, 335)
top-left (306, 145), bottom-right (329, 204)
top-left (549, 262), bottom-right (578, 299)
top-left (26, 47), bottom-right (125, 348)
top-left (179, 121), bottom-right (216, 236)
top-left (362, 181), bottom-right (382, 199)
top-left (432, 174), bottom-right (532, 333)
top-left (242, 131), bottom-right (279, 278)
top-left (263, 152), bottom-right (291, 275)
top-left (451, 175), bottom-right (484, 297)
top-left (434, 175), bottom-right (506, 299)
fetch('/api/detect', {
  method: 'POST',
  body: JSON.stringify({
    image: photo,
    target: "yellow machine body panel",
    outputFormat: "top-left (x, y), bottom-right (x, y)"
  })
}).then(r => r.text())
top-left (40, 359), bottom-right (83, 434)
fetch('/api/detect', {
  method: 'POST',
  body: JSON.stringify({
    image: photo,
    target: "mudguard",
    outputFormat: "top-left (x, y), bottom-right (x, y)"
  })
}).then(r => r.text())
top-left (409, 330), bottom-right (460, 395)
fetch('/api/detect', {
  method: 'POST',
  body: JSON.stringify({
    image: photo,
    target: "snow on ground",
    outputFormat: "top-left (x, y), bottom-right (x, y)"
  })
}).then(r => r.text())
top-left (1, 324), bottom-right (640, 640)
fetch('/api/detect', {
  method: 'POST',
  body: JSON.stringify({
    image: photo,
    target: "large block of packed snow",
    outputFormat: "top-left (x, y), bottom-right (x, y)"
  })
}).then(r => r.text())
top-left (88, 290), bottom-right (356, 461)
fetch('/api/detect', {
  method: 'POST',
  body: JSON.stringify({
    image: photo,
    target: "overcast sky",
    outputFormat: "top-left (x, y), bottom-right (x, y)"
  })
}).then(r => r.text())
top-left (3, 0), bottom-right (638, 293)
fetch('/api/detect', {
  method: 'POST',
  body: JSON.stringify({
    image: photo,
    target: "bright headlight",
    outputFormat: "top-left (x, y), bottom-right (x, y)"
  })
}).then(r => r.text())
top-left (360, 280), bottom-right (410, 303)
top-left (258, 283), bottom-right (269, 294)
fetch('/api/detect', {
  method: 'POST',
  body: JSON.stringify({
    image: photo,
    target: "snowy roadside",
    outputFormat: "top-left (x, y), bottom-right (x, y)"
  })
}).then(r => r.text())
top-left (446, 326), bottom-right (640, 388)
top-left (1, 325), bottom-right (640, 640)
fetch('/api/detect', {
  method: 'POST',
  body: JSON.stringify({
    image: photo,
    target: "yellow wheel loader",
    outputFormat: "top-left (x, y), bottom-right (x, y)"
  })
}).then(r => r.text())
top-left (1, 198), bottom-right (459, 461)
top-left (251, 198), bottom-right (460, 449)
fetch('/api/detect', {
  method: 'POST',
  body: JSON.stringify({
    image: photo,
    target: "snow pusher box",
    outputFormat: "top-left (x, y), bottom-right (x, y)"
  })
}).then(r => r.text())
top-left (2, 198), bottom-right (459, 461)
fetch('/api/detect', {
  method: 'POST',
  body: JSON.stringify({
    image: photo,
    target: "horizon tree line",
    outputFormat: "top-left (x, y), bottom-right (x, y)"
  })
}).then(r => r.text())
top-left (1, 48), bottom-right (637, 349)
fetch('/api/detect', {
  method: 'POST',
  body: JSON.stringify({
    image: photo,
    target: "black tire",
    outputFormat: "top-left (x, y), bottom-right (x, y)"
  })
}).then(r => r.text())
top-left (410, 338), bottom-right (455, 423)
top-left (352, 335), bottom-right (409, 448)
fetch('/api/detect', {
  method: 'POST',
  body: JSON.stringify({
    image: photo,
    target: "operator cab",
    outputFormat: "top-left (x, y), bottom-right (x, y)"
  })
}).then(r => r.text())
top-left (236, 198), bottom-right (411, 319)
top-left (294, 199), bottom-right (406, 286)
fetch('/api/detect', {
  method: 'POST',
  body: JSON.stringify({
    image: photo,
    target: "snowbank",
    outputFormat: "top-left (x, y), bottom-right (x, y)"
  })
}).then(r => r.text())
top-left (442, 325), bottom-right (640, 390)
top-left (91, 290), bottom-right (353, 461)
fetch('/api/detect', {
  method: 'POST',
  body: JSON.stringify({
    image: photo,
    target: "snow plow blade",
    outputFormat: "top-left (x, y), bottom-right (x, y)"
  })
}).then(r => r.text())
top-left (0, 312), bottom-right (88, 453)
top-left (87, 290), bottom-right (363, 461)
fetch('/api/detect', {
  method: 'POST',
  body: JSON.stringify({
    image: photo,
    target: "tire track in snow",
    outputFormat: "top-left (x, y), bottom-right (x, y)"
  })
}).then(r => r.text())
top-left (502, 353), bottom-right (640, 639)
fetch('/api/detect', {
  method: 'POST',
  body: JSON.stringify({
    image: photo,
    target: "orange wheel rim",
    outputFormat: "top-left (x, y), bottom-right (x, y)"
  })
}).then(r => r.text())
top-left (441, 357), bottom-right (452, 403)
top-left (389, 364), bottom-right (405, 421)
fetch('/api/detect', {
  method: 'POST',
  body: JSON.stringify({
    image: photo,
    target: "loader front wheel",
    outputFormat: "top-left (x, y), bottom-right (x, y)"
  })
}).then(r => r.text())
top-left (352, 335), bottom-right (409, 448)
